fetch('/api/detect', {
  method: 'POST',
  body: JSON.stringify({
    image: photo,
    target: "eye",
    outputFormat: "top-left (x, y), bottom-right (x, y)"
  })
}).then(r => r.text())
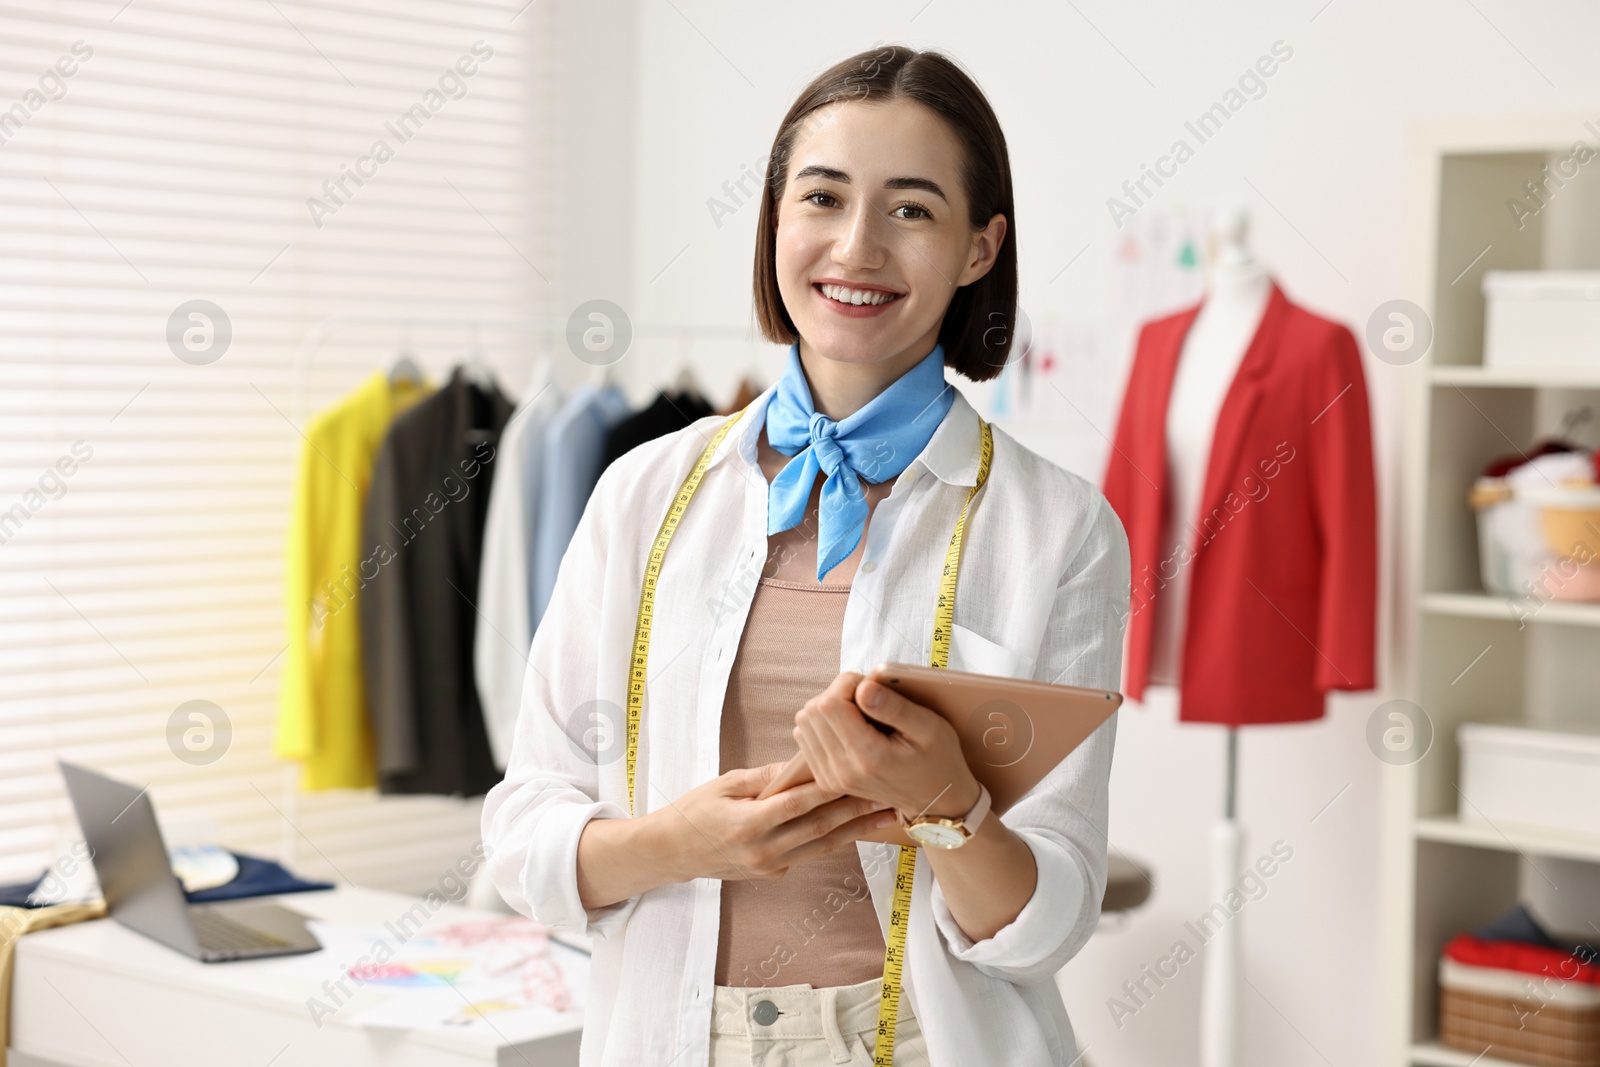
top-left (890, 200), bottom-right (932, 221)
top-left (801, 189), bottom-right (839, 208)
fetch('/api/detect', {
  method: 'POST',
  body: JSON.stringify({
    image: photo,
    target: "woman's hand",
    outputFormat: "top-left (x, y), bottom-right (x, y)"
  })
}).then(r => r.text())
top-left (654, 761), bottom-right (899, 884)
top-left (791, 672), bottom-right (983, 824)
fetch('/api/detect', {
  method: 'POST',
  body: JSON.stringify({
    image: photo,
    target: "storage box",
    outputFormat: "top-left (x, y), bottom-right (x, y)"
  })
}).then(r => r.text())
top-left (1472, 477), bottom-right (1539, 596)
top-left (1529, 485), bottom-right (1600, 560)
top-left (1459, 721), bottom-right (1600, 837)
top-left (1483, 270), bottom-right (1600, 369)
top-left (1440, 956), bottom-right (1600, 1067)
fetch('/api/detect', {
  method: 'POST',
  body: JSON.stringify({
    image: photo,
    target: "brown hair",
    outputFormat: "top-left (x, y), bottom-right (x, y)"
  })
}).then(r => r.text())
top-left (752, 46), bottom-right (1017, 383)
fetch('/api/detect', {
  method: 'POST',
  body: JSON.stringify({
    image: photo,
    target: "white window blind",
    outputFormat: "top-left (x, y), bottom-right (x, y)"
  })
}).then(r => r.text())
top-left (0, 0), bottom-right (556, 892)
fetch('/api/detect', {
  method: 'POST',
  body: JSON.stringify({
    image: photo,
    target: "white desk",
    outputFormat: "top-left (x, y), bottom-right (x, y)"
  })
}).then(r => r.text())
top-left (8, 886), bottom-right (588, 1067)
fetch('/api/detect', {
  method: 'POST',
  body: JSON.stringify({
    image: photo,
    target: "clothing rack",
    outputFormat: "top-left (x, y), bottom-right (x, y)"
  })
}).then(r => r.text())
top-left (291, 312), bottom-right (761, 424)
top-left (279, 312), bottom-right (763, 868)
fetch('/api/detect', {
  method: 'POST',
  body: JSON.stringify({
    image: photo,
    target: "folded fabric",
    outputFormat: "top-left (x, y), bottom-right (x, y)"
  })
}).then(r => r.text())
top-left (0, 900), bottom-right (109, 1067)
top-left (1444, 934), bottom-right (1600, 984)
top-left (0, 850), bottom-right (332, 909)
top-left (184, 851), bottom-right (334, 902)
top-left (1472, 902), bottom-right (1561, 948)
top-left (1482, 438), bottom-right (1583, 479)
top-left (1506, 450), bottom-right (1594, 493)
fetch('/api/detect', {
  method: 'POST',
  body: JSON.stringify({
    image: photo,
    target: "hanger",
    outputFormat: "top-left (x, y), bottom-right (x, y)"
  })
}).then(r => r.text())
top-left (719, 376), bottom-right (759, 416)
top-left (1556, 405), bottom-right (1592, 442)
top-left (665, 335), bottom-right (707, 402)
top-left (527, 351), bottom-right (557, 398)
top-left (388, 324), bottom-right (423, 386)
top-left (714, 342), bottom-right (766, 415)
top-left (460, 325), bottom-right (498, 390)
top-left (671, 361), bottom-right (700, 397)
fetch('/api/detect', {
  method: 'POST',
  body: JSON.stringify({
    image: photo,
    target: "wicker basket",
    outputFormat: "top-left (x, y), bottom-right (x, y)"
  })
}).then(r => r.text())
top-left (1439, 958), bottom-right (1600, 1067)
top-left (1540, 501), bottom-right (1600, 561)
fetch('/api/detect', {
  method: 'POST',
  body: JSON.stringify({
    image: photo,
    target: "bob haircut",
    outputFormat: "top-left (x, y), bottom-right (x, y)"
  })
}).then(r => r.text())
top-left (752, 46), bottom-right (1017, 383)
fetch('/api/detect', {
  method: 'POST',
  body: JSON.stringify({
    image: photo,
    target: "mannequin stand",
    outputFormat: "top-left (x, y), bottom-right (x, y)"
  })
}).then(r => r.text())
top-left (1200, 727), bottom-right (1241, 1067)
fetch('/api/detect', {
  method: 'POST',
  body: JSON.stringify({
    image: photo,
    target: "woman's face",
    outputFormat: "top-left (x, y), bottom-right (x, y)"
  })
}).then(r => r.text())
top-left (774, 96), bottom-right (1006, 371)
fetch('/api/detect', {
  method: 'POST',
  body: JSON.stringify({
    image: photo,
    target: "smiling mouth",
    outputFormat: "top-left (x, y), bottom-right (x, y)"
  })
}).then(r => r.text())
top-left (815, 282), bottom-right (904, 308)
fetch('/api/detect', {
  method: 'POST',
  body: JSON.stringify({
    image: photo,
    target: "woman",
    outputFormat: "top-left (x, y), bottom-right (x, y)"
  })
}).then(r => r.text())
top-left (483, 45), bottom-right (1129, 1067)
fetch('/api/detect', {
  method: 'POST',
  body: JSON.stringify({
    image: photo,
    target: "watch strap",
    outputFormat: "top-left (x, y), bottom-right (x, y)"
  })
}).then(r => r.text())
top-left (961, 782), bottom-right (991, 834)
top-left (907, 782), bottom-right (990, 836)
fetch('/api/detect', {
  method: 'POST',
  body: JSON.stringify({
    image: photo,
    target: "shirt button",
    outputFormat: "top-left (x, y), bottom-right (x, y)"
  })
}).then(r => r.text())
top-left (862, 561), bottom-right (877, 574)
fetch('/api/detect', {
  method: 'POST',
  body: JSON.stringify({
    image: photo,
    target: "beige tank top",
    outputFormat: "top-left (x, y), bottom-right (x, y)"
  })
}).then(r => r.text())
top-left (714, 426), bottom-right (896, 989)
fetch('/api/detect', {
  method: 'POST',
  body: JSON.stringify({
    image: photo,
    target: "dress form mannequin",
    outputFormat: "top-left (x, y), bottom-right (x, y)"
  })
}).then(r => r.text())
top-left (1158, 208), bottom-right (1269, 1067)
top-left (1149, 209), bottom-right (1271, 685)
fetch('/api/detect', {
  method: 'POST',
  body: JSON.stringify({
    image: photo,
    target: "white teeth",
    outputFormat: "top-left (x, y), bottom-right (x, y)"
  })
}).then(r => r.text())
top-left (820, 284), bottom-right (899, 306)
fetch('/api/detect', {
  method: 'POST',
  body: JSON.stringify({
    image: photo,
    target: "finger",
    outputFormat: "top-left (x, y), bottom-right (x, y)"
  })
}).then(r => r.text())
top-left (755, 776), bottom-right (850, 822)
top-left (791, 724), bottom-right (836, 794)
top-left (823, 670), bottom-right (864, 704)
top-left (814, 688), bottom-right (886, 750)
top-left (854, 678), bottom-right (931, 741)
top-left (806, 700), bottom-right (862, 778)
top-left (722, 761), bottom-right (786, 796)
top-left (768, 794), bottom-right (891, 857)
top-left (800, 694), bottom-right (874, 781)
top-left (780, 805), bottom-right (898, 865)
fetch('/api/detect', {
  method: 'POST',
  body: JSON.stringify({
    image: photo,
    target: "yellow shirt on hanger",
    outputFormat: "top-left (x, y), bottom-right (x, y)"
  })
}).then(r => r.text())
top-left (275, 371), bottom-right (433, 790)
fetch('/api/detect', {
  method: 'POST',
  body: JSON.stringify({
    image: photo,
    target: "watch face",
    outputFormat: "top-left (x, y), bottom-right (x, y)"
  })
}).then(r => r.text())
top-left (908, 822), bottom-right (966, 849)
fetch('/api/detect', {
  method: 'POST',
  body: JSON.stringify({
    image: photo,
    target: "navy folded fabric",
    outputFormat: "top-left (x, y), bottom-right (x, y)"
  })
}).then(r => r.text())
top-left (0, 850), bottom-right (333, 909)
top-left (1472, 902), bottom-right (1598, 962)
top-left (1474, 903), bottom-right (1559, 948)
top-left (183, 851), bottom-right (334, 902)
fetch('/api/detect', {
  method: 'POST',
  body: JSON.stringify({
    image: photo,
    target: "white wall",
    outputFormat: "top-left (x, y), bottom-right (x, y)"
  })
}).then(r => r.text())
top-left (556, 2), bottom-right (1600, 1063)
top-left (1, 2), bottom-right (558, 898)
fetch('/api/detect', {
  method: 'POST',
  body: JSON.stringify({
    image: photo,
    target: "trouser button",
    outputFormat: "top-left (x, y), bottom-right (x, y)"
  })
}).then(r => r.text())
top-left (752, 999), bottom-right (780, 1026)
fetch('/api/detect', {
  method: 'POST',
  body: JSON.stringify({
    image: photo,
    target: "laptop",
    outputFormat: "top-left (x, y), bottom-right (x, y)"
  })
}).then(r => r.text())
top-left (59, 760), bottom-right (323, 962)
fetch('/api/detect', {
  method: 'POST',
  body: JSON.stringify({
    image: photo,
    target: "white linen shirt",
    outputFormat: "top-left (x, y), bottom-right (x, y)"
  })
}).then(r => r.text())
top-left (481, 377), bottom-right (1130, 1067)
top-left (475, 378), bottom-right (565, 768)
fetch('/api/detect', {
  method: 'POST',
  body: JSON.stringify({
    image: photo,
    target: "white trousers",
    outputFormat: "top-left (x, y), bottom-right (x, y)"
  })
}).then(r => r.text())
top-left (708, 975), bottom-right (931, 1066)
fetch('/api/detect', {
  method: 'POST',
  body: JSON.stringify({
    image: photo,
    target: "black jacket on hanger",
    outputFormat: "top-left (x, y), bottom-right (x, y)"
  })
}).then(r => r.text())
top-left (360, 367), bottom-right (514, 797)
top-left (601, 388), bottom-right (715, 470)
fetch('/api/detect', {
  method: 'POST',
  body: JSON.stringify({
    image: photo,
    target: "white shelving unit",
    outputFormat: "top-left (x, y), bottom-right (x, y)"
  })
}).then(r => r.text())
top-left (1422, 591), bottom-right (1600, 627)
top-left (1430, 364), bottom-right (1600, 389)
top-left (1383, 114), bottom-right (1600, 1066)
top-left (1410, 1042), bottom-right (1530, 1067)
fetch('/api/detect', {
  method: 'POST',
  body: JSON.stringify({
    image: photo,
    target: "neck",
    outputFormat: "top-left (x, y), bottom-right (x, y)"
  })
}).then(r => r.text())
top-left (1206, 251), bottom-right (1270, 304)
top-left (795, 336), bottom-right (938, 420)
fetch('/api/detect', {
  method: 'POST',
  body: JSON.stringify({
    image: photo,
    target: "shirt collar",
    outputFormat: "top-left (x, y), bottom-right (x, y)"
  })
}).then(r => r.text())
top-left (717, 374), bottom-right (982, 488)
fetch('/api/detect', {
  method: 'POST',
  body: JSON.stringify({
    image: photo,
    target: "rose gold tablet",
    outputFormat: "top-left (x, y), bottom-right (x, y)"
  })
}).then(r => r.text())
top-left (754, 660), bottom-right (1122, 847)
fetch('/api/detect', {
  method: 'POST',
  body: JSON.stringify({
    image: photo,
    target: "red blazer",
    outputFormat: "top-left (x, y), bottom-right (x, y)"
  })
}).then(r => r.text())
top-left (1102, 278), bottom-right (1377, 724)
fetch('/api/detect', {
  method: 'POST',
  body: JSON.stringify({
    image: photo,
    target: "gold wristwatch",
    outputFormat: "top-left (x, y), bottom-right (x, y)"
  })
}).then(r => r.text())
top-left (903, 783), bottom-right (990, 850)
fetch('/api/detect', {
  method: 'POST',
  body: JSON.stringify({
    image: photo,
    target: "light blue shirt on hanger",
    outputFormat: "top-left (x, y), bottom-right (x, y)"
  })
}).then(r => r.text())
top-left (531, 383), bottom-right (632, 631)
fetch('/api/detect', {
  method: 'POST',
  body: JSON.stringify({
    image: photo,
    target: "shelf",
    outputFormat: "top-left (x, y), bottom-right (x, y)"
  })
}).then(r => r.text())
top-left (1423, 592), bottom-right (1600, 627)
top-left (1411, 1041), bottom-right (1529, 1066)
top-left (1431, 364), bottom-right (1600, 388)
top-left (1415, 815), bottom-right (1600, 864)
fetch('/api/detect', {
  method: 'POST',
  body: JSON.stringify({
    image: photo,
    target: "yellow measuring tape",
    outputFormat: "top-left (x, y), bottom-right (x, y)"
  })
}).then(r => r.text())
top-left (625, 400), bottom-right (994, 1066)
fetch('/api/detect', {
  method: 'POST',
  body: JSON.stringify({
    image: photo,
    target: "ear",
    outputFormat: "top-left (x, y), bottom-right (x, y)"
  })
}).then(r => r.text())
top-left (957, 212), bottom-right (1007, 287)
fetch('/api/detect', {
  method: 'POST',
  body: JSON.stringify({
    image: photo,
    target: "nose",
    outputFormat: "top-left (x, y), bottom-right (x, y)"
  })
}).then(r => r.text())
top-left (831, 199), bottom-right (888, 272)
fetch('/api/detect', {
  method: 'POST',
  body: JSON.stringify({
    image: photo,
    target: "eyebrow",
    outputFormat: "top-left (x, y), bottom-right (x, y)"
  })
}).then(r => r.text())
top-left (792, 164), bottom-right (948, 203)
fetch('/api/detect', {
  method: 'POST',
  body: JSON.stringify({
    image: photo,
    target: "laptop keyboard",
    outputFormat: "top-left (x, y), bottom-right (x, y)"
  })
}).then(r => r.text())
top-left (191, 907), bottom-right (290, 951)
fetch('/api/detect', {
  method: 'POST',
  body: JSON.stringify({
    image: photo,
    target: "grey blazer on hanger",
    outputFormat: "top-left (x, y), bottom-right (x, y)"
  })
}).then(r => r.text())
top-left (360, 367), bottom-right (514, 797)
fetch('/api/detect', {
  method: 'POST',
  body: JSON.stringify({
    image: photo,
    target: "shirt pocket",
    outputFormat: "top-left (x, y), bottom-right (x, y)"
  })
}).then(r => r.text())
top-left (946, 622), bottom-right (1036, 679)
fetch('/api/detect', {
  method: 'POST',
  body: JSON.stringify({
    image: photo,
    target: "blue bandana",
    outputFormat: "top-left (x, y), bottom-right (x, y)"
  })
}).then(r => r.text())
top-left (765, 342), bottom-right (954, 581)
